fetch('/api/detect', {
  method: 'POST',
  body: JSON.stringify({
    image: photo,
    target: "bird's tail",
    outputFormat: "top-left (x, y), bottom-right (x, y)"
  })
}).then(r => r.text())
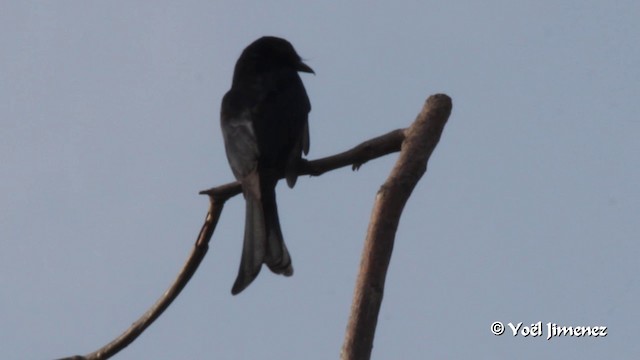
top-left (231, 174), bottom-right (293, 295)
top-left (261, 181), bottom-right (293, 276)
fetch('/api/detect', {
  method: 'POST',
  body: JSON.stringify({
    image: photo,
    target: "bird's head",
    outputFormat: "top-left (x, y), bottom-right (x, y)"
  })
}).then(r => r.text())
top-left (235, 36), bottom-right (314, 77)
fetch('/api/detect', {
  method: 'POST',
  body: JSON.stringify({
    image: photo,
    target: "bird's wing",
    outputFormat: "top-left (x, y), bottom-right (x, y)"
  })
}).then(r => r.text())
top-left (220, 90), bottom-right (260, 181)
top-left (302, 120), bottom-right (310, 156)
top-left (281, 72), bottom-right (311, 187)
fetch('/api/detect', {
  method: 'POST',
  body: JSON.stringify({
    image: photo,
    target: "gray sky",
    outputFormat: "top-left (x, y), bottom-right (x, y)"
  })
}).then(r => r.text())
top-left (2, 1), bottom-right (638, 359)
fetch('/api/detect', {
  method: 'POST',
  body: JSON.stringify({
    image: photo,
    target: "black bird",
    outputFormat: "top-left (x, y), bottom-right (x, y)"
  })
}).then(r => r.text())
top-left (220, 36), bottom-right (313, 295)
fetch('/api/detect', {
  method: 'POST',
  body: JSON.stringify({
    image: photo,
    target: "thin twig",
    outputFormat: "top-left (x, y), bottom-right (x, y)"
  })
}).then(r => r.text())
top-left (341, 94), bottom-right (452, 360)
top-left (57, 196), bottom-right (227, 360)
top-left (199, 128), bottom-right (407, 196)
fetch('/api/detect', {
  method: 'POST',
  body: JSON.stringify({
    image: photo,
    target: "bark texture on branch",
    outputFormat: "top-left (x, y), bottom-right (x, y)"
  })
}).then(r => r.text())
top-left (341, 94), bottom-right (452, 360)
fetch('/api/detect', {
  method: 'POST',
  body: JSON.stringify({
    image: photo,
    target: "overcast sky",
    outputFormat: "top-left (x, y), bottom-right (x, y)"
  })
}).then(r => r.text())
top-left (2, 1), bottom-right (639, 359)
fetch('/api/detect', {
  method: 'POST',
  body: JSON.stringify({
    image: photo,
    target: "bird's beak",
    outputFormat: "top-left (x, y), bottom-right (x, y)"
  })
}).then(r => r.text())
top-left (297, 61), bottom-right (315, 74)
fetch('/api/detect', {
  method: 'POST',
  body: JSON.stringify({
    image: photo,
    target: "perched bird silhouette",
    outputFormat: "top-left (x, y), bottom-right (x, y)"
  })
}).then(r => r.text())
top-left (220, 37), bottom-right (313, 295)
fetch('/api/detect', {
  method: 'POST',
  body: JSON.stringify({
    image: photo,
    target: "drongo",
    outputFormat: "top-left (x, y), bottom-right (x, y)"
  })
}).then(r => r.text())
top-left (220, 37), bottom-right (313, 295)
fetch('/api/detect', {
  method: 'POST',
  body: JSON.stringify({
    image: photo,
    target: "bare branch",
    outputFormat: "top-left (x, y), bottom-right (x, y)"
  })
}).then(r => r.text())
top-left (198, 128), bottom-right (407, 197)
top-left (57, 94), bottom-right (449, 360)
top-left (341, 94), bottom-right (452, 360)
top-left (301, 128), bottom-right (406, 174)
top-left (57, 197), bottom-right (226, 360)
